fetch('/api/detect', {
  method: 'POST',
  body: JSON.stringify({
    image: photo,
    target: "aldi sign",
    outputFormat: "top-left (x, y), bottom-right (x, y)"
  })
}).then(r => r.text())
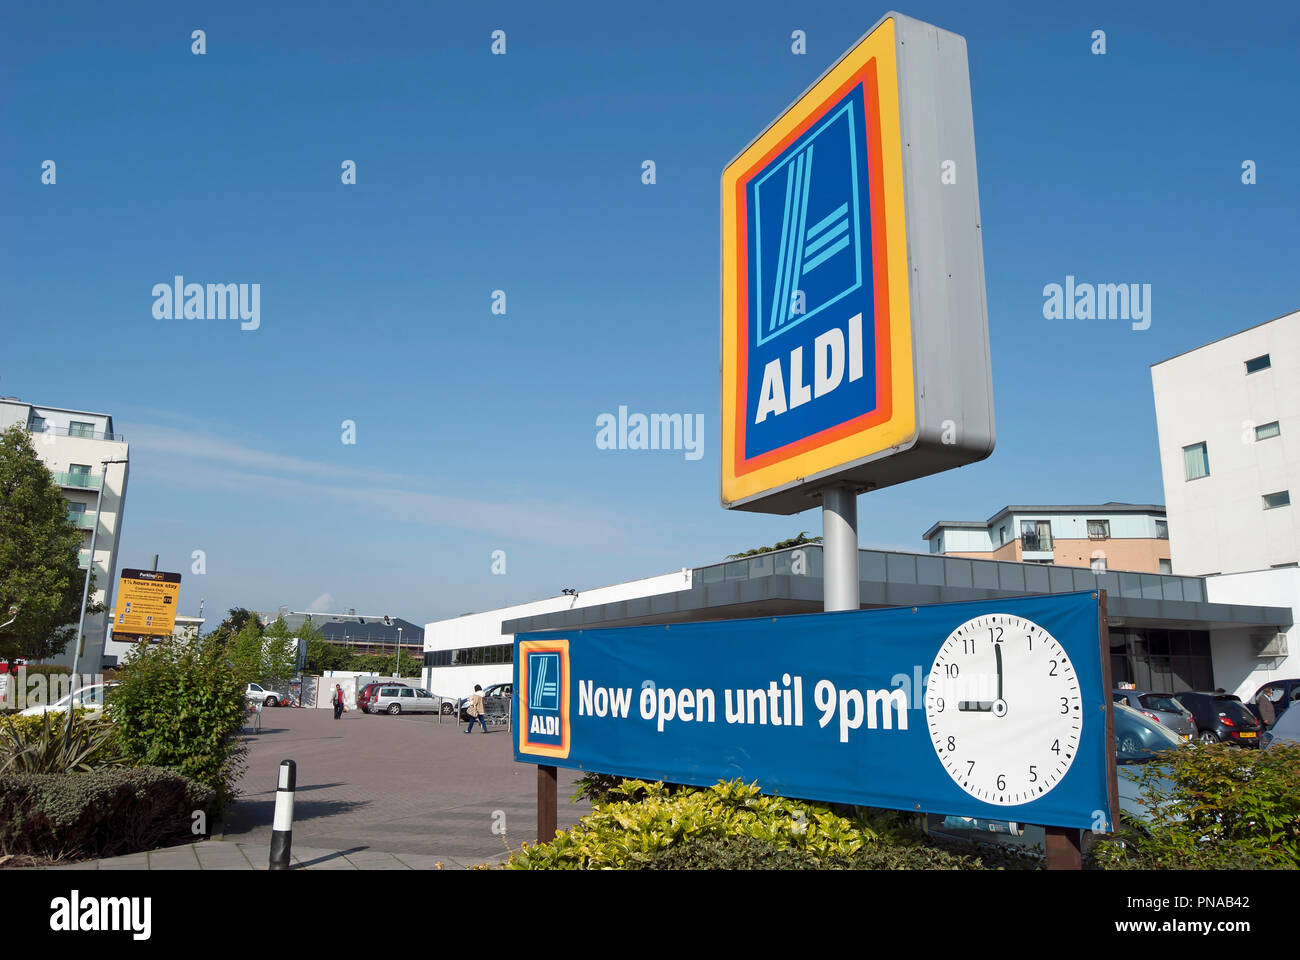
top-left (722, 12), bottom-right (995, 513)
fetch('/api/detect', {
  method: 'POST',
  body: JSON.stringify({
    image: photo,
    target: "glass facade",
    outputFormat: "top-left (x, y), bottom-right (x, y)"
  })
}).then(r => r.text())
top-left (1108, 627), bottom-right (1213, 692)
top-left (424, 643), bottom-right (513, 667)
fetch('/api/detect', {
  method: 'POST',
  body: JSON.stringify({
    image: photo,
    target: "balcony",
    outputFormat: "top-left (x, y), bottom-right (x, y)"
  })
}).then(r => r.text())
top-left (77, 549), bottom-right (92, 568)
top-left (27, 424), bottom-right (124, 442)
top-left (52, 471), bottom-right (102, 490)
top-left (67, 510), bottom-right (97, 529)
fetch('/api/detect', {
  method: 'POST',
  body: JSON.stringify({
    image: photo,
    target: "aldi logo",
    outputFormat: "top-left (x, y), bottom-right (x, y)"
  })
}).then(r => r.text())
top-left (518, 639), bottom-right (570, 759)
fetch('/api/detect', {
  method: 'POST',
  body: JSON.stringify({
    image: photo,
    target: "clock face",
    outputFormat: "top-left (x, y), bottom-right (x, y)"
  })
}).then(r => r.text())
top-left (924, 614), bottom-right (1082, 806)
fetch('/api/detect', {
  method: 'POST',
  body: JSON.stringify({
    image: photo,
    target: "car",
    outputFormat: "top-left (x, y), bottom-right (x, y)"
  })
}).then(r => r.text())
top-left (245, 682), bottom-right (283, 707)
top-left (1245, 678), bottom-right (1300, 727)
top-left (1262, 704), bottom-right (1300, 748)
top-left (1176, 691), bottom-right (1264, 747)
top-left (1111, 689), bottom-right (1196, 739)
top-left (456, 682), bottom-right (513, 724)
top-left (370, 685), bottom-right (442, 715)
top-left (18, 681), bottom-right (118, 717)
top-left (933, 702), bottom-right (1186, 845)
top-left (357, 680), bottom-right (408, 714)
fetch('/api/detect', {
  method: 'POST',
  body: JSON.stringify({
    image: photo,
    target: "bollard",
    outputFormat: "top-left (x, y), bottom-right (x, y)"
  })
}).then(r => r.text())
top-left (269, 759), bottom-right (296, 870)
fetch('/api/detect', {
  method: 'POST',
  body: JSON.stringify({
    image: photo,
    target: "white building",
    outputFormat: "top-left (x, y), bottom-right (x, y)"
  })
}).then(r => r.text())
top-left (422, 569), bottom-right (694, 697)
top-left (0, 399), bottom-right (130, 671)
top-left (1151, 309), bottom-right (1299, 577)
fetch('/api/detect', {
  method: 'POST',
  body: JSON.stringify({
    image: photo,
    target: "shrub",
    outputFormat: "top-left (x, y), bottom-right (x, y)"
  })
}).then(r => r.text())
top-left (0, 766), bottom-right (212, 860)
top-left (510, 778), bottom-right (1036, 870)
top-left (1089, 742), bottom-right (1300, 869)
top-left (0, 710), bottom-right (123, 773)
top-left (110, 636), bottom-right (247, 813)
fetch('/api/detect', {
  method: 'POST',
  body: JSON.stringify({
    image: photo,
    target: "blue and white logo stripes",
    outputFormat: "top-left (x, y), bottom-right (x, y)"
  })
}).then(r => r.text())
top-left (529, 652), bottom-right (560, 711)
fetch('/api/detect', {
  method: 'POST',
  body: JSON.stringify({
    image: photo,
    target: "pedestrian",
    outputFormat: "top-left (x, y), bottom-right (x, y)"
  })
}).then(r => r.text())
top-left (1256, 689), bottom-right (1277, 728)
top-left (333, 683), bottom-right (346, 720)
top-left (464, 684), bottom-right (488, 734)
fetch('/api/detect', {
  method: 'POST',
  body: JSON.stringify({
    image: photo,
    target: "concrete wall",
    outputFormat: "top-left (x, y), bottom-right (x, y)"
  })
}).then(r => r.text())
top-left (1153, 311), bottom-right (1300, 575)
top-left (1204, 567), bottom-right (1300, 699)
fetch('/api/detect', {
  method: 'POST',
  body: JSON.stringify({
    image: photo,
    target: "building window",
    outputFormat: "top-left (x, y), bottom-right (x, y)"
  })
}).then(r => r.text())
top-left (1182, 442), bottom-right (1210, 481)
top-left (1087, 520), bottom-right (1110, 540)
top-left (68, 421), bottom-right (95, 438)
top-left (998, 525), bottom-right (1007, 546)
top-left (1090, 555), bottom-right (1107, 574)
top-left (1245, 354), bottom-right (1271, 374)
top-left (1155, 519), bottom-right (1168, 539)
top-left (1020, 520), bottom-right (1052, 552)
top-left (1159, 558), bottom-right (1172, 574)
top-left (423, 643), bottom-right (513, 668)
top-left (27, 414), bottom-right (46, 433)
top-left (1263, 491), bottom-right (1291, 510)
top-left (1255, 421), bottom-right (1281, 441)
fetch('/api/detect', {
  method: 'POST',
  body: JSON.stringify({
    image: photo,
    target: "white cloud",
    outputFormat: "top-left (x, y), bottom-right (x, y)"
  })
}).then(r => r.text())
top-left (307, 593), bottom-right (335, 612)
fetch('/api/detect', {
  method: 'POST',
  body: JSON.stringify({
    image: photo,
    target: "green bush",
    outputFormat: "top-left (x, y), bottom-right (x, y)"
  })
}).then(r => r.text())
top-left (110, 636), bottom-right (247, 813)
top-left (510, 778), bottom-right (1038, 870)
top-left (1090, 742), bottom-right (1300, 869)
top-left (0, 766), bottom-right (212, 860)
top-left (1, 710), bottom-right (122, 774)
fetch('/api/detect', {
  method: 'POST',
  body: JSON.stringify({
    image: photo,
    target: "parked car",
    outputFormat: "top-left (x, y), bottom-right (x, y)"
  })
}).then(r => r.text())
top-left (18, 681), bottom-right (119, 717)
top-left (1245, 678), bottom-right (1300, 727)
top-left (371, 685), bottom-right (442, 715)
top-left (245, 682), bottom-right (283, 707)
top-left (1262, 704), bottom-right (1300, 748)
top-left (934, 702), bottom-right (1185, 844)
top-left (1176, 691), bottom-right (1264, 747)
top-left (358, 680), bottom-right (407, 714)
top-left (1111, 689), bottom-right (1196, 739)
top-left (457, 682), bottom-right (512, 724)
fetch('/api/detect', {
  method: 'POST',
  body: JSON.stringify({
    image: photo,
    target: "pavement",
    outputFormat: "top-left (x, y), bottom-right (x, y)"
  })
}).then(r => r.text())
top-left (27, 704), bottom-right (591, 870)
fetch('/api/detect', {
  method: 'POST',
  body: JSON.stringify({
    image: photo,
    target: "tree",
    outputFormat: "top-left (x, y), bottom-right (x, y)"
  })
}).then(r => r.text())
top-left (726, 532), bottom-right (823, 559)
top-left (0, 424), bottom-right (103, 670)
top-left (259, 616), bottom-right (300, 688)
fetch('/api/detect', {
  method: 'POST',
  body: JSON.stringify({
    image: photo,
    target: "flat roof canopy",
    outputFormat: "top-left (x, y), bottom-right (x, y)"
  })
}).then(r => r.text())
top-left (503, 547), bottom-right (1291, 636)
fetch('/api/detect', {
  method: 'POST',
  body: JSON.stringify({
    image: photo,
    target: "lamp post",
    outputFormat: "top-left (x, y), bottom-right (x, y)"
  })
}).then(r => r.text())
top-left (71, 458), bottom-right (127, 687)
top-left (396, 627), bottom-right (403, 676)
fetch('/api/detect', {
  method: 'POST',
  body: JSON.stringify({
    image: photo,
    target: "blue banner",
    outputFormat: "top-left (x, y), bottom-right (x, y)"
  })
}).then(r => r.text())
top-left (514, 591), bottom-right (1113, 830)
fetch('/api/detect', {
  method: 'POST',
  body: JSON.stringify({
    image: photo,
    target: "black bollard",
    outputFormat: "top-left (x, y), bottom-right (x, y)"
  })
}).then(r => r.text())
top-left (269, 759), bottom-right (296, 870)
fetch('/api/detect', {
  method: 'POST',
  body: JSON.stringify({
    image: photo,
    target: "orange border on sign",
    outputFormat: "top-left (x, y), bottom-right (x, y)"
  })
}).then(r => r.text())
top-left (721, 17), bottom-right (914, 506)
top-left (517, 638), bottom-right (571, 760)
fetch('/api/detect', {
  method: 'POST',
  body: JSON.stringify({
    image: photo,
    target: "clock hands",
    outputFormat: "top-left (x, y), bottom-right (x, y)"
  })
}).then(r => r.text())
top-left (957, 641), bottom-right (1008, 716)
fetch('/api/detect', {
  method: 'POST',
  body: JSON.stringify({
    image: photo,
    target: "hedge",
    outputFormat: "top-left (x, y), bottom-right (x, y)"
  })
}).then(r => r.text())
top-left (0, 766), bottom-right (213, 860)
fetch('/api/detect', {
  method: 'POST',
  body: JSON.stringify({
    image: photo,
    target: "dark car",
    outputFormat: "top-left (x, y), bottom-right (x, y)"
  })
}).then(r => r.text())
top-left (358, 680), bottom-right (408, 714)
top-left (1245, 678), bottom-right (1300, 728)
top-left (1176, 692), bottom-right (1264, 747)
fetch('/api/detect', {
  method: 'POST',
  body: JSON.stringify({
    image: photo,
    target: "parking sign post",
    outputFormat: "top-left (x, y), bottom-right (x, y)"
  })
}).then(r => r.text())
top-left (537, 764), bottom-right (557, 844)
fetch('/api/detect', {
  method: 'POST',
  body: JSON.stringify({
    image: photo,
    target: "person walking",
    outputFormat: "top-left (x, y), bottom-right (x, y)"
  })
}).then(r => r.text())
top-left (464, 684), bottom-right (488, 734)
top-left (333, 683), bottom-right (346, 720)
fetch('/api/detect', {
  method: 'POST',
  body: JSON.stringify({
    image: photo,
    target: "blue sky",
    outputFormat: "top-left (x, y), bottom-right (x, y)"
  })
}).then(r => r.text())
top-left (2, 0), bottom-right (1297, 627)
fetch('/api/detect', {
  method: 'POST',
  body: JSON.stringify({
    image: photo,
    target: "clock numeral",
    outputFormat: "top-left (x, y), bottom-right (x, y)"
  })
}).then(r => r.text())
top-left (946, 735), bottom-right (956, 752)
top-left (1049, 659), bottom-right (1058, 676)
top-left (943, 663), bottom-right (959, 678)
top-left (988, 626), bottom-right (1003, 644)
top-left (1051, 739), bottom-right (1060, 755)
top-left (962, 638), bottom-right (975, 655)
top-left (966, 760), bottom-right (975, 776)
top-left (996, 774), bottom-right (1006, 791)
top-left (1060, 697), bottom-right (1069, 714)
top-left (1029, 765), bottom-right (1038, 783)
top-left (1027, 633), bottom-right (1033, 651)
top-left (935, 697), bottom-right (945, 713)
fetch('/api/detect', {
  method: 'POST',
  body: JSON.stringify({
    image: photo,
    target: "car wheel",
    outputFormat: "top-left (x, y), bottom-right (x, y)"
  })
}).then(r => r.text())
top-left (265, 697), bottom-right (278, 708)
top-left (1198, 730), bottom-right (1219, 744)
top-left (441, 702), bottom-right (455, 716)
top-left (387, 703), bottom-right (402, 715)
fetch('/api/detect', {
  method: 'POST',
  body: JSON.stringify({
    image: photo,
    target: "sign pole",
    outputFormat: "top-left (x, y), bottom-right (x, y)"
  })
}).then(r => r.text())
top-left (822, 485), bottom-right (860, 612)
top-left (537, 764), bottom-right (558, 844)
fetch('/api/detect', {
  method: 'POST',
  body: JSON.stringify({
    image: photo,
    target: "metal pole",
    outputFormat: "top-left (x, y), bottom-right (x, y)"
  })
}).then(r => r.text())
top-left (538, 764), bottom-right (558, 844)
top-left (822, 485), bottom-right (860, 612)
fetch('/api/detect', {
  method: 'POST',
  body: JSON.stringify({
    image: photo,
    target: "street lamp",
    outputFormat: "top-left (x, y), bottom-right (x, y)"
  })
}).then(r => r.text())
top-left (396, 626), bottom-right (403, 676)
top-left (71, 458), bottom-right (128, 687)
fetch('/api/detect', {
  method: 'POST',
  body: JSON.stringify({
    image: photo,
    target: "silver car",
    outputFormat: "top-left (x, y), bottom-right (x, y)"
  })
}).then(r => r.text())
top-left (371, 685), bottom-right (442, 715)
top-left (1112, 689), bottom-right (1196, 740)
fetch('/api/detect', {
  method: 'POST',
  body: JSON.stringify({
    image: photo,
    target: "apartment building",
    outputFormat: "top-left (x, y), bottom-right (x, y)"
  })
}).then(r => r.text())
top-left (259, 608), bottom-right (425, 657)
top-left (1151, 309), bottom-right (1299, 577)
top-left (0, 398), bottom-right (130, 671)
top-left (922, 503), bottom-right (1170, 573)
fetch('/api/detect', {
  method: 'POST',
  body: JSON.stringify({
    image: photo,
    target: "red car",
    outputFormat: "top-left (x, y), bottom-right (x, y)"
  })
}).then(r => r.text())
top-left (357, 680), bottom-right (408, 714)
